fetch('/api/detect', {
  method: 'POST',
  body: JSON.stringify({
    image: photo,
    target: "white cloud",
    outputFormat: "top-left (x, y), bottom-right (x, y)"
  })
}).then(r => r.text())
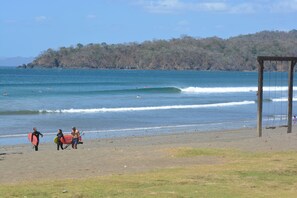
top-left (142, 0), bottom-right (184, 13)
top-left (228, 3), bottom-right (256, 14)
top-left (194, 2), bottom-right (228, 12)
top-left (86, 14), bottom-right (97, 19)
top-left (270, 0), bottom-right (297, 12)
top-left (35, 16), bottom-right (47, 22)
top-left (137, 0), bottom-right (253, 13)
top-left (136, 0), bottom-right (297, 14)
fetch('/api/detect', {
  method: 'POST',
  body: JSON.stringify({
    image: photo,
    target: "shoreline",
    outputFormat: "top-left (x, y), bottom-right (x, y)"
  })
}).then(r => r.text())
top-left (0, 121), bottom-right (256, 146)
top-left (1, 126), bottom-right (297, 184)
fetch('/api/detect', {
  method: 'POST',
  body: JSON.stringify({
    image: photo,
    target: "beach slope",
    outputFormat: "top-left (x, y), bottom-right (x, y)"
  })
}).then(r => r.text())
top-left (1, 128), bottom-right (297, 197)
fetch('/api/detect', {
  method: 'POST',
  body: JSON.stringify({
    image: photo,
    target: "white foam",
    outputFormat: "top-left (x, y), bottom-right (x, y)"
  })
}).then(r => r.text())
top-left (41, 101), bottom-right (255, 114)
top-left (84, 124), bottom-right (203, 134)
top-left (181, 86), bottom-right (295, 94)
top-left (0, 131), bottom-right (59, 138)
top-left (0, 134), bottom-right (28, 138)
top-left (272, 97), bottom-right (297, 102)
top-left (0, 122), bottom-right (248, 138)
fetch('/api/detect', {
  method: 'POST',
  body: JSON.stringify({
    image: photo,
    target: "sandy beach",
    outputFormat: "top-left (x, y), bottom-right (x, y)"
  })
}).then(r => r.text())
top-left (1, 127), bottom-right (297, 184)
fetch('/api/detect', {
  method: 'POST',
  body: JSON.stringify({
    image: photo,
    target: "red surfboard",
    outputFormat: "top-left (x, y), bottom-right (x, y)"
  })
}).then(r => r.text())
top-left (60, 134), bottom-right (73, 144)
top-left (28, 133), bottom-right (38, 146)
top-left (60, 134), bottom-right (82, 144)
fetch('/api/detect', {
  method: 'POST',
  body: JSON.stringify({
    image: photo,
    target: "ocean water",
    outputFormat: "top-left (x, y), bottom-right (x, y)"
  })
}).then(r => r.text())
top-left (0, 67), bottom-right (296, 145)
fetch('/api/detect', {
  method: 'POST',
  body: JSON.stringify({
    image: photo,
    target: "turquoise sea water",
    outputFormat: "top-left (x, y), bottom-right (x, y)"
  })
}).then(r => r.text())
top-left (0, 67), bottom-right (296, 145)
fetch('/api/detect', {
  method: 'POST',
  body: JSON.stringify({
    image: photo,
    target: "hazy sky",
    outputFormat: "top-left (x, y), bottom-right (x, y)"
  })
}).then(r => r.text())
top-left (1, 0), bottom-right (297, 57)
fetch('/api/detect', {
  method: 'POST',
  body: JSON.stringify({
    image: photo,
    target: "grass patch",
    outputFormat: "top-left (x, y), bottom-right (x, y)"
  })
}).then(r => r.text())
top-left (2, 148), bottom-right (297, 197)
top-left (169, 147), bottom-right (238, 157)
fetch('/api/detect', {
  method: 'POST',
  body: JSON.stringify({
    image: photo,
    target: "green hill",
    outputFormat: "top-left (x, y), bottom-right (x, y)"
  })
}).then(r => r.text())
top-left (21, 30), bottom-right (297, 71)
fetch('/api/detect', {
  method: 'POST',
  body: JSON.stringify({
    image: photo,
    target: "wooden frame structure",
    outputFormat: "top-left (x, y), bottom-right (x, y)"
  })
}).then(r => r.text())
top-left (257, 56), bottom-right (297, 137)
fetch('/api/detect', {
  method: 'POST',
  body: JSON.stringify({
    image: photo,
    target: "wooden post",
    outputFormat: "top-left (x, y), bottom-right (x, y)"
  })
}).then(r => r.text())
top-left (257, 60), bottom-right (264, 137)
top-left (287, 61), bottom-right (296, 133)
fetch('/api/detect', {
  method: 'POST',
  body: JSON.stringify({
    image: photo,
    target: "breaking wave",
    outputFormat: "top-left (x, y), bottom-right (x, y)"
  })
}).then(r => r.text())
top-left (0, 101), bottom-right (255, 115)
top-left (181, 86), bottom-right (296, 94)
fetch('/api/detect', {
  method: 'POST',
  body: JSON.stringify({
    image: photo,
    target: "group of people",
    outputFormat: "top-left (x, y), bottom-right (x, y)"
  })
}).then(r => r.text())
top-left (30, 127), bottom-right (81, 151)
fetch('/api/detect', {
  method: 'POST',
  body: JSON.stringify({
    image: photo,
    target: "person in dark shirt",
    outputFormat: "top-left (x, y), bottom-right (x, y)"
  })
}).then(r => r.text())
top-left (31, 127), bottom-right (43, 151)
top-left (56, 129), bottom-right (65, 150)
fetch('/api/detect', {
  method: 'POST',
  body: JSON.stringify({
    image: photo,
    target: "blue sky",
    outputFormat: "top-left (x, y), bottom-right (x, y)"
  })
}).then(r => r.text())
top-left (1, 0), bottom-right (297, 57)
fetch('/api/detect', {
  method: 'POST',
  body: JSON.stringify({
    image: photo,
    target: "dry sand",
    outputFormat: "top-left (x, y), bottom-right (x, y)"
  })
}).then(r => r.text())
top-left (1, 127), bottom-right (297, 184)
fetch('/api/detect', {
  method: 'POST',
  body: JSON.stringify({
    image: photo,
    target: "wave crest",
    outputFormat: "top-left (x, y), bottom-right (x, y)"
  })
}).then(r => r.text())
top-left (41, 101), bottom-right (255, 114)
top-left (181, 86), bottom-right (296, 94)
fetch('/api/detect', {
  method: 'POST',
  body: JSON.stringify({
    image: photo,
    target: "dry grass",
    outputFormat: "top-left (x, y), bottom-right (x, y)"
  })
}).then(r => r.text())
top-left (2, 148), bottom-right (297, 197)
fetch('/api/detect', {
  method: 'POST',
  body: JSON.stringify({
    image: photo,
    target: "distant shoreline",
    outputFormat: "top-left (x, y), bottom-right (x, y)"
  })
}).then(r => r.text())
top-left (4, 66), bottom-right (259, 72)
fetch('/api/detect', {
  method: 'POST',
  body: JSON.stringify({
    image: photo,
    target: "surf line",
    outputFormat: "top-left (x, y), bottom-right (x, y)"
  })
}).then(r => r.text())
top-left (0, 125), bottom-right (204, 138)
top-left (42, 101), bottom-right (255, 114)
top-left (0, 124), bottom-right (210, 139)
top-left (83, 124), bottom-right (207, 134)
top-left (181, 86), bottom-right (297, 93)
top-left (61, 121), bottom-right (251, 135)
top-left (0, 120), bottom-right (249, 139)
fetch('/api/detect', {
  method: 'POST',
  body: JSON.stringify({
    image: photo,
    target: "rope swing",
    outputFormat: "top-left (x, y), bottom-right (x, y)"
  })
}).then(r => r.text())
top-left (257, 56), bottom-right (297, 137)
top-left (265, 61), bottom-right (288, 129)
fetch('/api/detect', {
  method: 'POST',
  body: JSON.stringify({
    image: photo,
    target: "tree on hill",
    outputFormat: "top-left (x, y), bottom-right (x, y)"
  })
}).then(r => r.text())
top-left (22, 30), bottom-right (297, 71)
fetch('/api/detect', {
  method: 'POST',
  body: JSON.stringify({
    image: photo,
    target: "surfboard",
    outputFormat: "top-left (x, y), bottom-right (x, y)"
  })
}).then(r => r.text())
top-left (60, 134), bottom-right (83, 144)
top-left (28, 133), bottom-right (38, 146)
top-left (54, 137), bottom-right (58, 144)
top-left (60, 134), bottom-right (73, 144)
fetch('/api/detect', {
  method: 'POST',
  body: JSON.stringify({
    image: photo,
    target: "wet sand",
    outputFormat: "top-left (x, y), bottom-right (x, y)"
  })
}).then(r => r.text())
top-left (1, 127), bottom-right (297, 184)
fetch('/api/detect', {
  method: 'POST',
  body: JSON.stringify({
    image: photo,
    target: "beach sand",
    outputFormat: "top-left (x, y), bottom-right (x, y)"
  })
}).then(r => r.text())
top-left (1, 127), bottom-right (297, 184)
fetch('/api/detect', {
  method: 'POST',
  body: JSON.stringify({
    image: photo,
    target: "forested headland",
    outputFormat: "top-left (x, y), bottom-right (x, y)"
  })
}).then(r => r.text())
top-left (21, 30), bottom-right (297, 71)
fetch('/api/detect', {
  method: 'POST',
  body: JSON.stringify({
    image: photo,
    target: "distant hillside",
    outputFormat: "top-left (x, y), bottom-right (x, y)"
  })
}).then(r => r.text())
top-left (21, 30), bottom-right (297, 71)
top-left (0, 57), bottom-right (34, 66)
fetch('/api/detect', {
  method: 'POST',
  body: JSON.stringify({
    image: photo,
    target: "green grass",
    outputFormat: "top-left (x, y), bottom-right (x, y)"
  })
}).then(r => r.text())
top-left (2, 148), bottom-right (297, 197)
